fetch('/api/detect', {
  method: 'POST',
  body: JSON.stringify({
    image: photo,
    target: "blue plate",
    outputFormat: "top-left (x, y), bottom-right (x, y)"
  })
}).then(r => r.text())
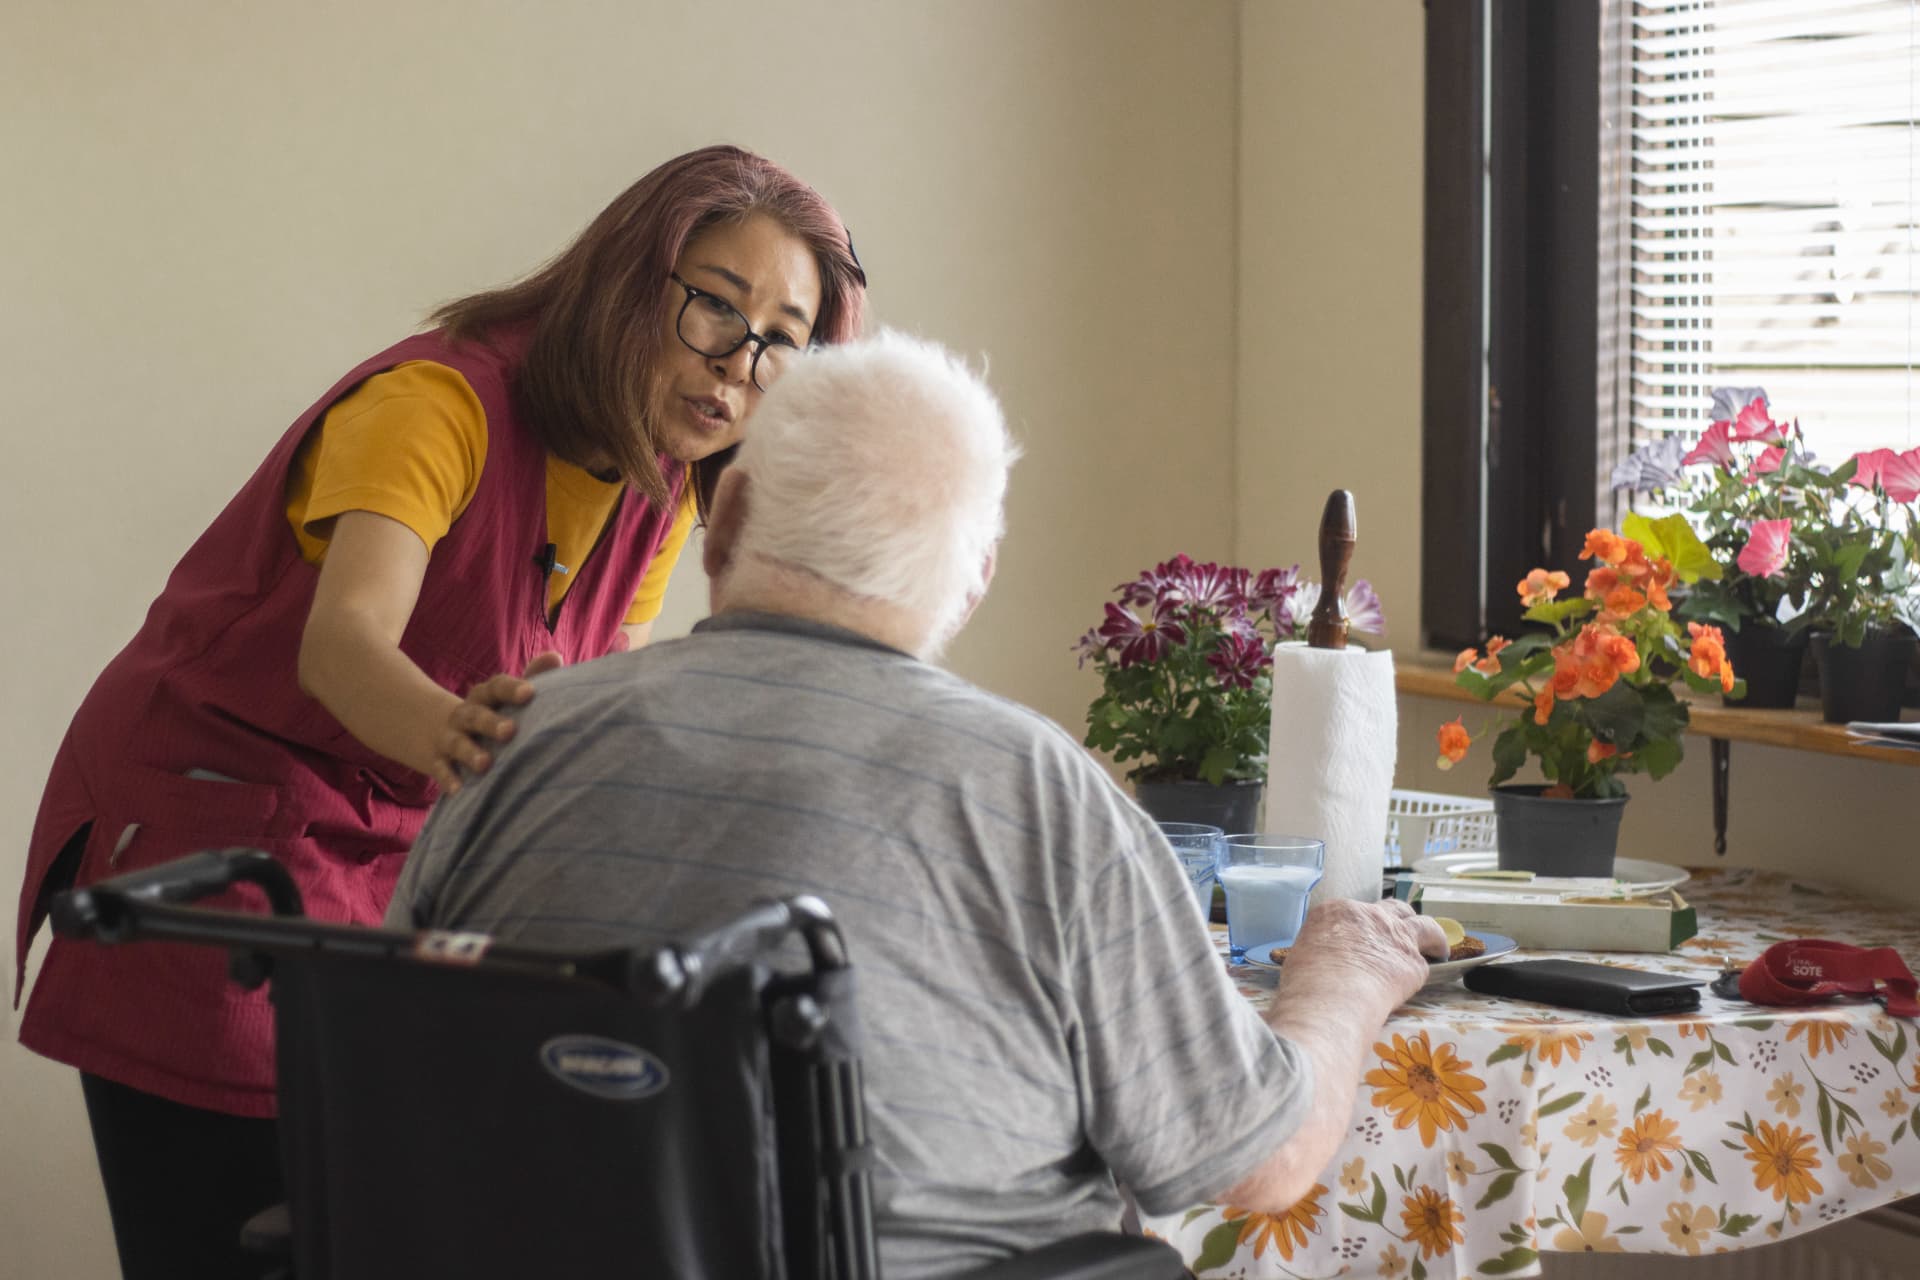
top-left (1244, 931), bottom-right (1518, 986)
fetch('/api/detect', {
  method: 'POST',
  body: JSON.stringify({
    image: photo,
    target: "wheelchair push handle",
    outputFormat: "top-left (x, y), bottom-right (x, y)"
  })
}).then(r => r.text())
top-left (657, 894), bottom-right (850, 1006)
top-left (51, 848), bottom-right (304, 943)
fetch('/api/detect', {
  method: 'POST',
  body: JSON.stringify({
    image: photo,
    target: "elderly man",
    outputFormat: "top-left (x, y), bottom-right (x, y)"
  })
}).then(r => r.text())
top-left (387, 330), bottom-right (1445, 1275)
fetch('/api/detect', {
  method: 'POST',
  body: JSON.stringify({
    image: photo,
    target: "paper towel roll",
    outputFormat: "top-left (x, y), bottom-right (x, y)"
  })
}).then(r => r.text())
top-left (1262, 643), bottom-right (1398, 906)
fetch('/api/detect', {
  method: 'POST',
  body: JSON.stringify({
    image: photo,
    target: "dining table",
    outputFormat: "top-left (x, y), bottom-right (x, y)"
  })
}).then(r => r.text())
top-left (1139, 865), bottom-right (1920, 1279)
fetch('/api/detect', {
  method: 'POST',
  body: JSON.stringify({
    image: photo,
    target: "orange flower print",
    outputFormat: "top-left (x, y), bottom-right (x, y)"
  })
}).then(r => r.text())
top-left (1883, 1089), bottom-right (1909, 1118)
top-left (1221, 1182), bottom-right (1327, 1262)
top-left (1376, 1243), bottom-right (1408, 1278)
top-left (1678, 1071), bottom-right (1723, 1112)
top-left (1614, 1109), bottom-right (1683, 1183)
top-left (1785, 1019), bottom-right (1849, 1058)
top-left (1744, 1120), bottom-right (1823, 1203)
top-left (1660, 1202), bottom-right (1716, 1255)
top-left (1445, 1151), bottom-right (1477, 1185)
top-left (1339, 1157), bottom-right (1369, 1196)
top-left (1552, 1210), bottom-right (1624, 1253)
top-left (1365, 1032), bottom-right (1487, 1146)
top-left (1767, 1074), bottom-right (1804, 1118)
top-left (1563, 1095), bottom-right (1619, 1148)
top-left (1518, 568), bottom-right (1572, 606)
top-left (1502, 1019), bottom-right (1594, 1066)
top-left (1840, 1134), bottom-right (1891, 1190)
top-left (1400, 1185), bottom-right (1465, 1260)
top-left (1436, 718), bottom-right (1471, 770)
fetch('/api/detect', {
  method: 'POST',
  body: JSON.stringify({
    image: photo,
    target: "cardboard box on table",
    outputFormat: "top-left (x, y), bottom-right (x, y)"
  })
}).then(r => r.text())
top-left (1410, 884), bottom-right (1697, 954)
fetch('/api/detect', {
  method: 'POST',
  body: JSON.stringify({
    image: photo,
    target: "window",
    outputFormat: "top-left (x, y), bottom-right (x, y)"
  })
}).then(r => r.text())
top-left (1423, 0), bottom-right (1920, 650)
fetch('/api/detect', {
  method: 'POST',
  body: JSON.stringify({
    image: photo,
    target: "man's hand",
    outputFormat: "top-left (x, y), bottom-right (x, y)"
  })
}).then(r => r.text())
top-left (429, 652), bottom-right (563, 794)
top-left (1278, 898), bottom-right (1450, 1021)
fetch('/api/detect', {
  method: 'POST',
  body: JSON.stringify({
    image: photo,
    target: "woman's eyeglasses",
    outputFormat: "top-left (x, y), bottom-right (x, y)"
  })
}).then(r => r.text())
top-left (671, 275), bottom-right (803, 392)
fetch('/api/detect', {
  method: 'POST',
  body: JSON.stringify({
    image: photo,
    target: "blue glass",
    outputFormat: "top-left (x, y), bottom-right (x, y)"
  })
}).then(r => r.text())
top-left (1217, 833), bottom-right (1326, 962)
top-left (1156, 822), bottom-right (1223, 921)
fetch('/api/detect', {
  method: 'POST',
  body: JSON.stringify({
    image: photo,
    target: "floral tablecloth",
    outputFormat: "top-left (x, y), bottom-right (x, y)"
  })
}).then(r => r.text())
top-left (1140, 866), bottom-right (1920, 1279)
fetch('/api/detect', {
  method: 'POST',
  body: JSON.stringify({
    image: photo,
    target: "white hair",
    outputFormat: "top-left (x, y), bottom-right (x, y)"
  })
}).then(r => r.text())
top-left (731, 329), bottom-right (1020, 645)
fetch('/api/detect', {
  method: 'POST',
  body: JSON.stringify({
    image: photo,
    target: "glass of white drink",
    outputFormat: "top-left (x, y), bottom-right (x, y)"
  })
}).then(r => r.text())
top-left (1217, 834), bottom-right (1325, 962)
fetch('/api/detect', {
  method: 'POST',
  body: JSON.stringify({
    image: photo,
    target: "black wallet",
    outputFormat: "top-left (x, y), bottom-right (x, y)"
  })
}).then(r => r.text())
top-left (1463, 959), bottom-right (1703, 1016)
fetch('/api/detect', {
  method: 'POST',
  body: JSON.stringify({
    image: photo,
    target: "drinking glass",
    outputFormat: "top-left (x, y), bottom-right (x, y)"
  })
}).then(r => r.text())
top-left (1217, 833), bottom-right (1326, 961)
top-left (1157, 822), bottom-right (1223, 921)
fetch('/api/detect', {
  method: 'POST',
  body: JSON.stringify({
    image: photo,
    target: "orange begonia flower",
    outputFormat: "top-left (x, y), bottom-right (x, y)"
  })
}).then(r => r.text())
top-left (1452, 648), bottom-right (1478, 675)
top-left (1518, 569), bottom-right (1572, 607)
top-left (1582, 529), bottom-right (1626, 564)
top-left (1603, 586), bottom-right (1648, 618)
top-left (1533, 687), bottom-right (1555, 726)
top-left (1436, 717), bottom-right (1471, 769)
top-left (1687, 622), bottom-right (1734, 692)
top-left (1646, 561), bottom-right (1677, 612)
top-left (1474, 636), bottom-right (1511, 675)
top-left (1588, 740), bottom-right (1620, 764)
top-left (1585, 566), bottom-right (1619, 599)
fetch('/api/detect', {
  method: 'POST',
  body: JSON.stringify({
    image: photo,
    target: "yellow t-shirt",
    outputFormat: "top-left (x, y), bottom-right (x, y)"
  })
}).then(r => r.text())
top-left (284, 360), bottom-right (694, 625)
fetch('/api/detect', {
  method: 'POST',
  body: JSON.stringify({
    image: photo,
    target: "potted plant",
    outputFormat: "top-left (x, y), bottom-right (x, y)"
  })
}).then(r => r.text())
top-left (1802, 443), bottom-right (1920, 723)
top-left (1611, 389), bottom-right (1821, 707)
top-left (1075, 554), bottom-right (1384, 832)
top-left (1435, 524), bottom-right (1738, 877)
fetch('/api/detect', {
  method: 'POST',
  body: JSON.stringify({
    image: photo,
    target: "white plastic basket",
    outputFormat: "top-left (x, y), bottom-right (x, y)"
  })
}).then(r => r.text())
top-left (1386, 789), bottom-right (1498, 868)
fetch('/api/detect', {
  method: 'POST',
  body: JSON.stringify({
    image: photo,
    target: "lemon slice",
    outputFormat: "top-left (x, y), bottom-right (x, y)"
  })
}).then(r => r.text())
top-left (1432, 916), bottom-right (1466, 950)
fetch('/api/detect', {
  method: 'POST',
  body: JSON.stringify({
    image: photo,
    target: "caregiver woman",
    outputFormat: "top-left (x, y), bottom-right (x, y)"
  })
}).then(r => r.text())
top-left (14, 143), bottom-right (866, 1278)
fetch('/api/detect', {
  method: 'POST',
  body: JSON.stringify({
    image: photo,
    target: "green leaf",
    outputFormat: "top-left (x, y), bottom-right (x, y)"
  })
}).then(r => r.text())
top-left (1818, 1090), bottom-right (1834, 1153)
top-left (1648, 1038), bottom-right (1674, 1057)
top-left (1196, 745), bottom-right (1237, 786)
top-left (1891, 1121), bottom-right (1907, 1146)
top-left (1394, 1163), bottom-right (1410, 1192)
top-left (1564, 1156), bottom-right (1593, 1224)
top-left (1687, 1148), bottom-right (1717, 1184)
top-left (1634, 734), bottom-right (1685, 780)
top-left (1713, 1039), bottom-right (1735, 1065)
top-left (1179, 1206), bottom-right (1213, 1228)
top-left (1486, 1042), bottom-right (1527, 1065)
top-left (1476, 1246), bottom-right (1541, 1275)
top-left (1371, 1173), bottom-right (1388, 1222)
top-left (1478, 1143), bottom-right (1519, 1171)
top-left (1721, 1212), bottom-right (1761, 1238)
top-left (1684, 1049), bottom-right (1714, 1075)
top-left (1190, 1219), bottom-right (1243, 1275)
top-left (1476, 1170), bottom-right (1520, 1211)
top-left (1624, 511), bottom-right (1723, 583)
top-left (1634, 1085), bottom-right (1652, 1117)
top-left (1523, 596), bottom-right (1598, 626)
top-left (1539, 1091), bottom-right (1586, 1118)
top-left (1412, 1257), bottom-right (1427, 1280)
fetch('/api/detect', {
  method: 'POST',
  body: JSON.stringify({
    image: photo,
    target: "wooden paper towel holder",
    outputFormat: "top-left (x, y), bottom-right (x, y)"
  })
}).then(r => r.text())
top-left (1306, 490), bottom-right (1356, 651)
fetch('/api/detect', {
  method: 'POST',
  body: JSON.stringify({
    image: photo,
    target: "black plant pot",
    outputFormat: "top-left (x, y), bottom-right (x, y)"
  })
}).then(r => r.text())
top-left (1490, 784), bottom-right (1628, 879)
top-left (1720, 624), bottom-right (1809, 709)
top-left (1133, 778), bottom-right (1266, 835)
top-left (1811, 628), bottom-right (1919, 725)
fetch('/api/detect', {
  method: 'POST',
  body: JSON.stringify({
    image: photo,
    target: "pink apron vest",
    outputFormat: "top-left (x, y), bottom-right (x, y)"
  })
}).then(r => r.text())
top-left (15, 329), bottom-right (684, 1115)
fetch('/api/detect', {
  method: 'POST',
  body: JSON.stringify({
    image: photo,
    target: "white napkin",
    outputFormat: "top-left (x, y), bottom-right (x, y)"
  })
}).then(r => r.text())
top-left (1263, 643), bottom-right (1398, 906)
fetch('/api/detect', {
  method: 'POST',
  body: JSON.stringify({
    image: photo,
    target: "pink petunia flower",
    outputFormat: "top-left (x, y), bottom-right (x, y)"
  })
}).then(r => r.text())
top-left (1726, 398), bottom-right (1788, 445)
top-left (1681, 421), bottom-right (1740, 471)
top-left (1097, 600), bottom-right (1186, 668)
top-left (1850, 448), bottom-right (1894, 495)
top-left (1736, 519), bottom-right (1792, 579)
top-left (1744, 446), bottom-right (1785, 485)
top-left (1882, 446), bottom-right (1920, 503)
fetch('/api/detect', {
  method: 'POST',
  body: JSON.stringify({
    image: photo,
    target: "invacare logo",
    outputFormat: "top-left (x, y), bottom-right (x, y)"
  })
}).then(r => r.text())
top-left (540, 1035), bottom-right (670, 1101)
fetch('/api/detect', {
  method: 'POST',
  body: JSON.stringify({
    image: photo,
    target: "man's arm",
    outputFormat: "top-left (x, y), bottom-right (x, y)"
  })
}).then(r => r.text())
top-left (1219, 898), bottom-right (1446, 1214)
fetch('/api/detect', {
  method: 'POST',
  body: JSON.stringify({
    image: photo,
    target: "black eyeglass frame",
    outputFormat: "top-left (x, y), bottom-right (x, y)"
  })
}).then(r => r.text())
top-left (669, 274), bottom-right (804, 392)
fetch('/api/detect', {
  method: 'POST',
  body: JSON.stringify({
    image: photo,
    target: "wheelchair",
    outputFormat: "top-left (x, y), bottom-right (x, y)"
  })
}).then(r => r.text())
top-left (53, 849), bottom-right (1185, 1279)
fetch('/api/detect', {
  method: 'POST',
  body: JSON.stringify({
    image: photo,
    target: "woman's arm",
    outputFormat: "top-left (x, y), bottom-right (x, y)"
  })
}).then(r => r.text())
top-left (298, 510), bottom-right (501, 793)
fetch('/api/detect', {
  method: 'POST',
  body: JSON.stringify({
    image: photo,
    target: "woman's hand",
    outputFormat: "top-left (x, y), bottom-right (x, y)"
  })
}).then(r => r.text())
top-left (429, 652), bottom-right (563, 793)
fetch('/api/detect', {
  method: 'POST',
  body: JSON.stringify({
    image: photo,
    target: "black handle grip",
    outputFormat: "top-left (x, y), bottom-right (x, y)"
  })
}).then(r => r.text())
top-left (648, 894), bottom-right (849, 1008)
top-left (51, 848), bottom-right (302, 943)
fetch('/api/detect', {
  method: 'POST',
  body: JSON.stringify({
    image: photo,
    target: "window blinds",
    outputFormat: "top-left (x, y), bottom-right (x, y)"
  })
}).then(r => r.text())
top-left (1622, 0), bottom-right (1920, 461)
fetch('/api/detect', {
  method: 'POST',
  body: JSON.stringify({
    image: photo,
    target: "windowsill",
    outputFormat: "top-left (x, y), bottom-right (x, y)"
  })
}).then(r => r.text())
top-left (1395, 655), bottom-right (1920, 767)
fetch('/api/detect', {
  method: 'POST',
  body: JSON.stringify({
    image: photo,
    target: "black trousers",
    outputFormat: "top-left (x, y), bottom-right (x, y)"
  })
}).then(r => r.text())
top-left (79, 1072), bottom-right (284, 1280)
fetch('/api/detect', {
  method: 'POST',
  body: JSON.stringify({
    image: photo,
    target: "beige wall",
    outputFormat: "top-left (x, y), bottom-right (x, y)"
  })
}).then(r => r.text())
top-left (0, 2), bottom-right (1237, 1271)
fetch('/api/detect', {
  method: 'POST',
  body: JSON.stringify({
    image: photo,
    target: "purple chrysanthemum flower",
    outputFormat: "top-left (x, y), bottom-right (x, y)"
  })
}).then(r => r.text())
top-left (1287, 578), bottom-right (1387, 636)
top-left (1208, 631), bottom-right (1272, 689)
top-left (1097, 600), bottom-right (1186, 668)
top-left (1114, 554), bottom-right (1192, 608)
top-left (1249, 565), bottom-right (1306, 629)
top-left (1070, 626), bottom-right (1104, 669)
top-left (1165, 558), bottom-right (1246, 613)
